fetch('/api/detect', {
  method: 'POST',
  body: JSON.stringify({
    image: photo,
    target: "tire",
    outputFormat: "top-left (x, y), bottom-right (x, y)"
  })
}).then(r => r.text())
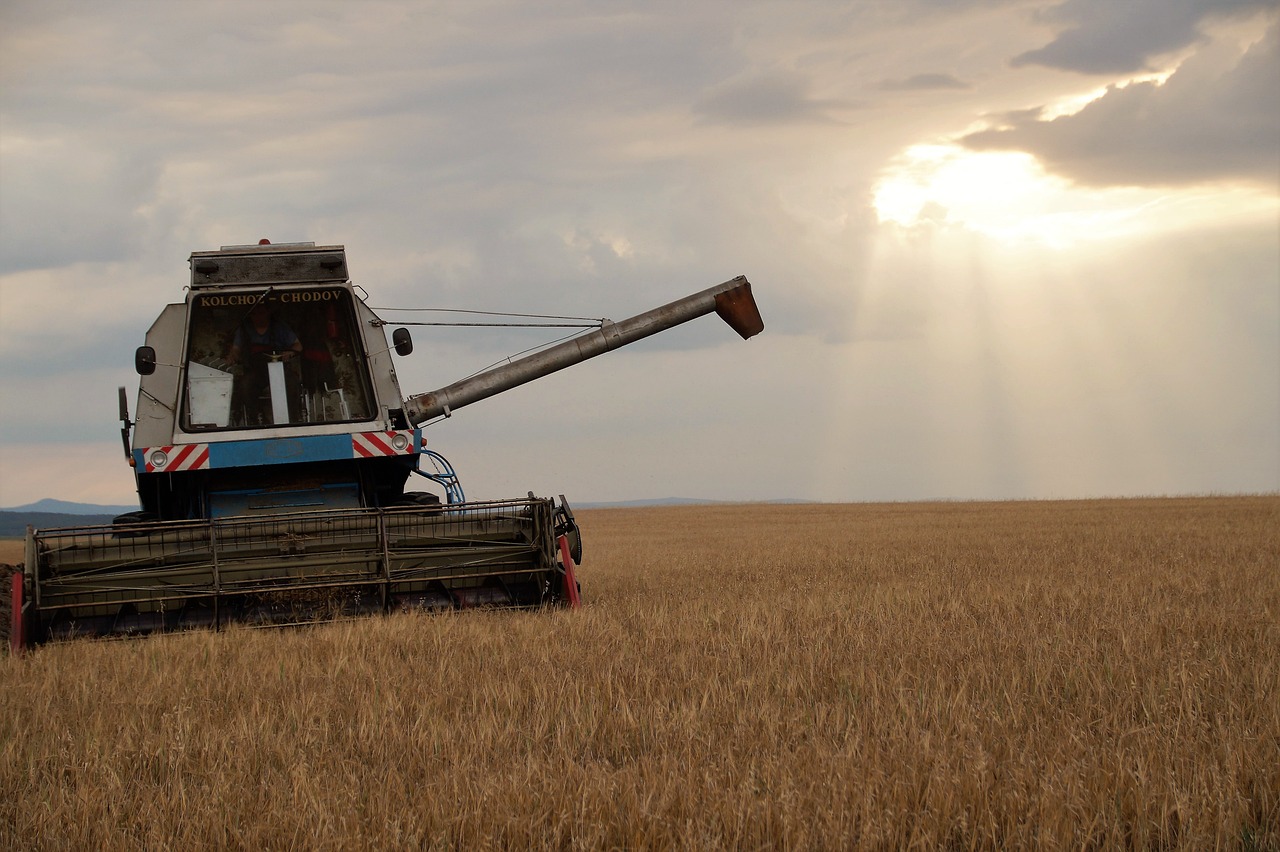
top-left (394, 492), bottom-right (443, 515)
top-left (112, 510), bottom-right (158, 538)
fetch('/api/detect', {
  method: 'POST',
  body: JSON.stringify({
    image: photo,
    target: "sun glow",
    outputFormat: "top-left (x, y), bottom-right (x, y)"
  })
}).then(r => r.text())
top-left (871, 143), bottom-right (1276, 248)
top-left (873, 146), bottom-right (1052, 227)
top-left (872, 144), bottom-right (1108, 246)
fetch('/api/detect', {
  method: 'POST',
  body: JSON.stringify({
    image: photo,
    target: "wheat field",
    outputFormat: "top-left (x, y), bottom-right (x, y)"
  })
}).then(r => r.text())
top-left (2, 497), bottom-right (1277, 850)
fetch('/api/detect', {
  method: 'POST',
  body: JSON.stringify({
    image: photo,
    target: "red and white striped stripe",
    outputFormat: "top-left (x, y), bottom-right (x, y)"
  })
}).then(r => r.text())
top-left (143, 444), bottom-right (210, 473)
top-left (351, 430), bottom-right (416, 458)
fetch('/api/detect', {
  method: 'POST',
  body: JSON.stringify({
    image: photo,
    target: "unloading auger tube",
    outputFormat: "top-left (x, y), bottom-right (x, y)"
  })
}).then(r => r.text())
top-left (404, 276), bottom-right (763, 424)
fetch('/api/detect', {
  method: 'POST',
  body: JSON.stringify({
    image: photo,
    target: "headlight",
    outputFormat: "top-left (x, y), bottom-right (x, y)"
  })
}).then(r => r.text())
top-left (391, 433), bottom-right (410, 451)
top-left (149, 449), bottom-right (169, 469)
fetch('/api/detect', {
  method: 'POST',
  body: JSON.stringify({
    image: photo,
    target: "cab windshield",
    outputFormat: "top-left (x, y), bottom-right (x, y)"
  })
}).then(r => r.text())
top-left (182, 287), bottom-right (374, 430)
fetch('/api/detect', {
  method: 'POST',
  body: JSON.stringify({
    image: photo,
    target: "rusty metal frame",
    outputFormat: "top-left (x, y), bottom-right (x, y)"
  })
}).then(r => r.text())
top-left (26, 496), bottom-right (562, 641)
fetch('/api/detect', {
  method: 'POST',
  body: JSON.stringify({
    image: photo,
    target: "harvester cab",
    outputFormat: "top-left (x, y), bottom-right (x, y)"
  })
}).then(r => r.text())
top-left (126, 241), bottom-right (429, 523)
top-left (8, 241), bottom-right (762, 648)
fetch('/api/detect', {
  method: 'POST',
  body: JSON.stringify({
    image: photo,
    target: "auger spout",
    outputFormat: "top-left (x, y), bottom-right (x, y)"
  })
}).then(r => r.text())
top-left (404, 276), bottom-right (762, 425)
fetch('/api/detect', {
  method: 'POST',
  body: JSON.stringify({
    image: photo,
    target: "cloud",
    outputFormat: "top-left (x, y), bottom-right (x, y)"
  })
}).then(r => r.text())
top-left (693, 69), bottom-right (849, 125)
top-left (879, 73), bottom-right (970, 91)
top-left (0, 0), bottom-right (1276, 505)
top-left (0, 137), bottom-right (157, 273)
top-left (965, 23), bottom-right (1280, 187)
top-left (1012, 0), bottom-right (1277, 74)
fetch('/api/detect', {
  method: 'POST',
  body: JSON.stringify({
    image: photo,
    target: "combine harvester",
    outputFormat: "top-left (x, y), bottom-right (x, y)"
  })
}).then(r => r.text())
top-left (6, 241), bottom-right (762, 649)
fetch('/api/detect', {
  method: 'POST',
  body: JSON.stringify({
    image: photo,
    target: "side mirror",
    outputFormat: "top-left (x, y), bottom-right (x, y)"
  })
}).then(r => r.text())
top-left (392, 327), bottom-right (413, 357)
top-left (135, 346), bottom-right (156, 375)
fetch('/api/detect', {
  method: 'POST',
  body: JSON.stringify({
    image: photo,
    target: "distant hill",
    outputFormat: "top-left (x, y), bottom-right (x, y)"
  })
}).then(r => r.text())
top-left (1, 498), bottom-right (137, 515)
top-left (0, 511), bottom-right (118, 537)
top-left (578, 497), bottom-right (814, 509)
top-left (578, 497), bottom-right (721, 509)
top-left (0, 499), bottom-right (136, 537)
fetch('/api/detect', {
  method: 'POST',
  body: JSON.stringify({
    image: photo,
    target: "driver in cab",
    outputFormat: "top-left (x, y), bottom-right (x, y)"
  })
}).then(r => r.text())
top-left (227, 301), bottom-right (302, 424)
top-left (228, 301), bottom-right (302, 365)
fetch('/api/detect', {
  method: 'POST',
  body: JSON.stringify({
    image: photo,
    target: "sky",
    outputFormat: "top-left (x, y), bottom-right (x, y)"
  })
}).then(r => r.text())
top-left (1, 0), bottom-right (1277, 507)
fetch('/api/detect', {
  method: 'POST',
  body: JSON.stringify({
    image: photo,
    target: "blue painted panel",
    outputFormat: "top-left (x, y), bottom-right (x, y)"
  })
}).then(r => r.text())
top-left (208, 434), bottom-right (353, 468)
top-left (209, 482), bottom-right (362, 518)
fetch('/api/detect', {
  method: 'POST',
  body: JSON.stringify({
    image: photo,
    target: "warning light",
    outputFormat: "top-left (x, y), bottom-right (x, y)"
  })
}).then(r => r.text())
top-left (259, 238), bottom-right (271, 245)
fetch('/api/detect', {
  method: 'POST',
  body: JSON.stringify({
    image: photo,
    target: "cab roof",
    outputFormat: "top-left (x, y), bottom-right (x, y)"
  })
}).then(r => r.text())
top-left (188, 243), bottom-right (349, 289)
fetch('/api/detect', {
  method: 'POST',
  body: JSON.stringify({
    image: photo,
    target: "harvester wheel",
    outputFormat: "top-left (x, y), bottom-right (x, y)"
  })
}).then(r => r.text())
top-left (553, 497), bottom-right (582, 564)
top-left (397, 492), bottom-right (443, 514)
top-left (112, 510), bottom-right (158, 538)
